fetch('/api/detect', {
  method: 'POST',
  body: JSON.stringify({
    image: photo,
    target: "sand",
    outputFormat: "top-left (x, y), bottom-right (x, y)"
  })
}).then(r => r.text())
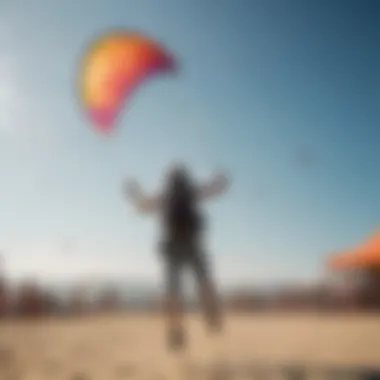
top-left (0, 312), bottom-right (379, 379)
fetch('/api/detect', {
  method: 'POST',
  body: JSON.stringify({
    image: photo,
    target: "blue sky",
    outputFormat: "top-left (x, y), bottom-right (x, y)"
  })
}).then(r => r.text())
top-left (0, 0), bottom-right (378, 286)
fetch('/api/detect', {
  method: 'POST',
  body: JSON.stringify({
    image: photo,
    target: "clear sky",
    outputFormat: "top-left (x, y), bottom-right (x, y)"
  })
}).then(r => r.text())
top-left (0, 0), bottom-right (378, 287)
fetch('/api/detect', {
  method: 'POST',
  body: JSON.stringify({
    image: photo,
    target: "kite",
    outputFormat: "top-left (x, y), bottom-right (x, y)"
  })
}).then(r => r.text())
top-left (78, 30), bottom-right (176, 134)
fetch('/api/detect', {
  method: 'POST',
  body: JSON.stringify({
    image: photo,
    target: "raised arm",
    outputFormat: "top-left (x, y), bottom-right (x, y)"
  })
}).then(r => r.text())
top-left (197, 172), bottom-right (230, 203)
top-left (123, 179), bottom-right (163, 215)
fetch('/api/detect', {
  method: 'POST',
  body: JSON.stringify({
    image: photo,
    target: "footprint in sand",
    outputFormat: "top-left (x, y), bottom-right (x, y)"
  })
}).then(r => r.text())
top-left (114, 363), bottom-right (138, 378)
top-left (42, 358), bottom-right (63, 376)
top-left (70, 372), bottom-right (90, 380)
top-left (0, 347), bottom-right (13, 368)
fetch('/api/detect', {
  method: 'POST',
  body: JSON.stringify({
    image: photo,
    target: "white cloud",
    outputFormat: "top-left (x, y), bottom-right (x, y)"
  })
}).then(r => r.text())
top-left (3, 259), bottom-right (311, 292)
top-left (0, 60), bottom-right (22, 136)
top-left (0, 9), bottom-right (61, 154)
top-left (0, 245), bottom-right (324, 288)
top-left (0, 68), bottom-right (61, 161)
top-left (215, 258), bottom-right (324, 289)
top-left (4, 251), bottom-right (158, 283)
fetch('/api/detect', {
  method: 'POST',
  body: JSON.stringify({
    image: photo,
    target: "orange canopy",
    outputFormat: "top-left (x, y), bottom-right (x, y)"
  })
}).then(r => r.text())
top-left (327, 231), bottom-right (380, 271)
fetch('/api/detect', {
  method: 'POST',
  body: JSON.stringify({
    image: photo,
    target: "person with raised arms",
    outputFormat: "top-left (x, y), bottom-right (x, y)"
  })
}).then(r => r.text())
top-left (124, 163), bottom-right (230, 350)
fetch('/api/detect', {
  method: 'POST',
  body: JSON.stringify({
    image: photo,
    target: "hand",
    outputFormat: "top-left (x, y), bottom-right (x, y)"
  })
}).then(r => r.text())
top-left (212, 172), bottom-right (229, 188)
top-left (124, 179), bottom-right (142, 200)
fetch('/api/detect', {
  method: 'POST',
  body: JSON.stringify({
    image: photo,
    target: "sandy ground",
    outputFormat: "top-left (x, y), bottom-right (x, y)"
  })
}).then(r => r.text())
top-left (0, 312), bottom-right (379, 379)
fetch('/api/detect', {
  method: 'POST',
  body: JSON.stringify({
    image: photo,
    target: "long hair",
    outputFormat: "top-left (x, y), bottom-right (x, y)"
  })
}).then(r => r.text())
top-left (163, 164), bottom-right (199, 237)
top-left (165, 164), bottom-right (194, 197)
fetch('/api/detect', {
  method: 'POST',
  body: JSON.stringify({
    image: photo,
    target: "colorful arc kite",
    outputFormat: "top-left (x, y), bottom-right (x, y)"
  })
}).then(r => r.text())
top-left (78, 30), bottom-right (176, 134)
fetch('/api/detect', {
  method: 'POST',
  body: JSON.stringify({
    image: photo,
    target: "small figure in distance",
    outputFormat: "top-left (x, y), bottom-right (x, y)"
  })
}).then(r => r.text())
top-left (124, 162), bottom-right (230, 351)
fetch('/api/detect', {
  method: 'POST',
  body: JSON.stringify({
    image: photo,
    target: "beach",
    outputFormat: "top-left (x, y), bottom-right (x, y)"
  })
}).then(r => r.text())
top-left (0, 312), bottom-right (379, 379)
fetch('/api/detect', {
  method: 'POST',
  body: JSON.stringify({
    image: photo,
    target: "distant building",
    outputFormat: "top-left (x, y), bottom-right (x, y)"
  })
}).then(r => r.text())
top-left (66, 283), bottom-right (93, 315)
top-left (0, 256), bottom-right (10, 317)
top-left (327, 231), bottom-right (380, 310)
top-left (0, 278), bottom-right (9, 317)
top-left (96, 286), bottom-right (121, 311)
top-left (227, 288), bottom-right (267, 311)
top-left (15, 281), bottom-right (46, 317)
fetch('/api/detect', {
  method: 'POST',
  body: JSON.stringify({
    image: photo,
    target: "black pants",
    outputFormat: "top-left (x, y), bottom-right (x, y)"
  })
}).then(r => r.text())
top-left (160, 238), bottom-right (210, 299)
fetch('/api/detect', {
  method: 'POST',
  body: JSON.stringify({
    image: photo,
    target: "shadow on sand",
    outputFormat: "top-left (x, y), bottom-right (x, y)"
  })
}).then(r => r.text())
top-left (1, 345), bottom-right (380, 380)
top-left (184, 361), bottom-right (380, 380)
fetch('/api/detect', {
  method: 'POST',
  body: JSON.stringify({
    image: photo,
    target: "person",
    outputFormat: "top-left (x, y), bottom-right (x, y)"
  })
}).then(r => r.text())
top-left (123, 163), bottom-right (230, 350)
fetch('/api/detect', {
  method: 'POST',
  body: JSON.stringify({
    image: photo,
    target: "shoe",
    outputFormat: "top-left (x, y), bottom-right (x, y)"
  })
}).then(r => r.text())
top-left (167, 327), bottom-right (186, 351)
top-left (206, 309), bottom-right (223, 334)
